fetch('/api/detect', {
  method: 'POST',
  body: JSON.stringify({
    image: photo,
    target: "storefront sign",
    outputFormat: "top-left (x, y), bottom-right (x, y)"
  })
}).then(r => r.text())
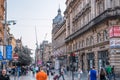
top-left (110, 38), bottom-right (120, 48)
top-left (109, 25), bottom-right (120, 38)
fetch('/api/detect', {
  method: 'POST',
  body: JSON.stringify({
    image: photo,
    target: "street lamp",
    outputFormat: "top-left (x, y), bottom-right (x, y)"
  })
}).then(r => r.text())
top-left (2, 0), bottom-right (16, 69)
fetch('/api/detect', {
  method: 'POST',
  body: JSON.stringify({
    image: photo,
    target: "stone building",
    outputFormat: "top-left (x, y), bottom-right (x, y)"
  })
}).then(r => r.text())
top-left (64, 0), bottom-right (120, 76)
top-left (38, 40), bottom-right (49, 65)
top-left (44, 43), bottom-right (52, 63)
top-left (52, 8), bottom-right (66, 69)
top-left (0, 0), bottom-right (4, 44)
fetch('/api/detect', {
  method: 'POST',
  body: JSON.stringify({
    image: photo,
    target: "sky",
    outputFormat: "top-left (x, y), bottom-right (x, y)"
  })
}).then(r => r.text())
top-left (7, 0), bottom-right (66, 52)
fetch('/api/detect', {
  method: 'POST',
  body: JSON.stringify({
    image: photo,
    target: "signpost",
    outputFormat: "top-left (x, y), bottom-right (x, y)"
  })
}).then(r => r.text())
top-left (13, 53), bottom-right (18, 80)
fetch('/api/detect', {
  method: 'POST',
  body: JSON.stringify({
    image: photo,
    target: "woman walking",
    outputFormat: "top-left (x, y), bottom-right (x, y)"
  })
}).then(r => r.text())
top-left (99, 67), bottom-right (107, 80)
top-left (78, 66), bottom-right (83, 80)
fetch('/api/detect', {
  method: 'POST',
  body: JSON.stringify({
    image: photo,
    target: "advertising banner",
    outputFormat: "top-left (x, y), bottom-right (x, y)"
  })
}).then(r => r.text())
top-left (0, 46), bottom-right (3, 60)
top-left (110, 38), bottom-right (120, 49)
top-left (109, 25), bottom-right (120, 38)
top-left (6, 45), bottom-right (12, 60)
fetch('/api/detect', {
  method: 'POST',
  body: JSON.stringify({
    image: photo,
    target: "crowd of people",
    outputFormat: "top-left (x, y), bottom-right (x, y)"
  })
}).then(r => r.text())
top-left (0, 63), bottom-right (117, 80)
top-left (88, 64), bottom-right (115, 80)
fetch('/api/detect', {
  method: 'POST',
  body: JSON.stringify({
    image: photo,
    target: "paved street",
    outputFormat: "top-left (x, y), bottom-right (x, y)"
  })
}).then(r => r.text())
top-left (10, 71), bottom-right (88, 80)
top-left (10, 71), bottom-right (119, 80)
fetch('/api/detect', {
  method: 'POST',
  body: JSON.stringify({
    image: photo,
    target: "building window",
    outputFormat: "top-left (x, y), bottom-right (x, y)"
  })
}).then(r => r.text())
top-left (97, 33), bottom-right (101, 43)
top-left (103, 30), bottom-right (108, 41)
top-left (82, 40), bottom-right (84, 48)
top-left (86, 38), bottom-right (89, 46)
top-left (90, 36), bottom-right (94, 45)
top-left (79, 41), bottom-right (81, 49)
top-left (97, 0), bottom-right (105, 15)
top-left (110, 0), bottom-right (115, 8)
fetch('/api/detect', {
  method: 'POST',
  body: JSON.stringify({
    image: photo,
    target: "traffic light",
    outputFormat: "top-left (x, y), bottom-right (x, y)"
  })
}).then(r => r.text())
top-left (70, 53), bottom-right (76, 62)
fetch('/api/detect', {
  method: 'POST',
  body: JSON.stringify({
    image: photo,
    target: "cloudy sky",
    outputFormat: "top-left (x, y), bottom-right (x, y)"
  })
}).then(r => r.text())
top-left (7, 0), bottom-right (66, 52)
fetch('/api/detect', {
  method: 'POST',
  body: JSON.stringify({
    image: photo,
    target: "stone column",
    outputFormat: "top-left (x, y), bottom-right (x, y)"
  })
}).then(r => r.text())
top-left (84, 52), bottom-right (88, 73)
top-left (94, 50), bottom-right (98, 70)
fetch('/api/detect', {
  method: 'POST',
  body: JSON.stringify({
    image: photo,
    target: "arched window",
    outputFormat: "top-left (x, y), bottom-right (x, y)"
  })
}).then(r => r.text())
top-left (103, 30), bottom-right (108, 41)
top-left (90, 36), bottom-right (94, 45)
top-left (82, 40), bottom-right (84, 48)
top-left (86, 38), bottom-right (89, 46)
top-left (97, 33), bottom-right (101, 43)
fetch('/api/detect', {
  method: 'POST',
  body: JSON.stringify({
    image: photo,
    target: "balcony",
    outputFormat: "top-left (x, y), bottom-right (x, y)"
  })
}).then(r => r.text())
top-left (65, 7), bottom-right (120, 42)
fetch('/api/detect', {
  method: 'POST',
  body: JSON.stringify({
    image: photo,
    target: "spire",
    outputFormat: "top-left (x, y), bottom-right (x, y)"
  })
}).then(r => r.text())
top-left (52, 4), bottom-right (63, 25)
top-left (58, 4), bottom-right (61, 15)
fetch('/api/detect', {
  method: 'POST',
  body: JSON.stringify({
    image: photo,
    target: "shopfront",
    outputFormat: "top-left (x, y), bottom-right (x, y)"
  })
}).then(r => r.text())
top-left (98, 50), bottom-right (109, 69)
top-left (87, 53), bottom-right (95, 71)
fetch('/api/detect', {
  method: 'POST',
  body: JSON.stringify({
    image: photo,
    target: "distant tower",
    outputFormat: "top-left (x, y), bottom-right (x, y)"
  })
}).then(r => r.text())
top-left (52, 7), bottom-right (63, 28)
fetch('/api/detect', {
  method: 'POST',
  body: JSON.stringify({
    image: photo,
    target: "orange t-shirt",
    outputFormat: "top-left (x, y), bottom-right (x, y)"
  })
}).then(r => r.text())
top-left (36, 71), bottom-right (48, 80)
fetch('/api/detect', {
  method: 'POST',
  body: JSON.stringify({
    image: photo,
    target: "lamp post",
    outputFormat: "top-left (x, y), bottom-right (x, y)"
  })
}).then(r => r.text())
top-left (3, 0), bottom-right (16, 69)
top-left (3, 0), bottom-right (8, 69)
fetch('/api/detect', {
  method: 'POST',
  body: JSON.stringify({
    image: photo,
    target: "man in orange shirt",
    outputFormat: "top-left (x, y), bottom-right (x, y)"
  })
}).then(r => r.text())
top-left (36, 66), bottom-right (48, 80)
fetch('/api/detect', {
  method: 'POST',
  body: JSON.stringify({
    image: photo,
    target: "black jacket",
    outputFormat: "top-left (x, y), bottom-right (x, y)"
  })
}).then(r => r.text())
top-left (0, 74), bottom-right (10, 80)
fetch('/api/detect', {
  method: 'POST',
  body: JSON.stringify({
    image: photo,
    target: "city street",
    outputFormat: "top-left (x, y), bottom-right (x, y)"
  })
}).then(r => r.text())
top-left (10, 71), bottom-right (88, 80)
top-left (10, 71), bottom-right (120, 80)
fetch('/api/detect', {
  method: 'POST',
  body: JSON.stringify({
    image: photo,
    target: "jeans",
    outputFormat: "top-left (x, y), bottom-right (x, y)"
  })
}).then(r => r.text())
top-left (107, 73), bottom-right (112, 80)
top-left (111, 73), bottom-right (115, 80)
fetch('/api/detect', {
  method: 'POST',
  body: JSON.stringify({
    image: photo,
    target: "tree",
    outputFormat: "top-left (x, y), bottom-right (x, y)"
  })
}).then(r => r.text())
top-left (14, 46), bottom-right (33, 66)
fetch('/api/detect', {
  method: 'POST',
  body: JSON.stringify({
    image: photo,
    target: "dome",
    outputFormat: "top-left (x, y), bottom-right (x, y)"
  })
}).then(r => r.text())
top-left (53, 8), bottom-right (63, 25)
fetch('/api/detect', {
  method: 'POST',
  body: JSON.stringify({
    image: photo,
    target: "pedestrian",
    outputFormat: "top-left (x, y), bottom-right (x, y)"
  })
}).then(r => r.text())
top-left (99, 67), bottom-right (107, 80)
top-left (46, 66), bottom-right (50, 76)
top-left (111, 66), bottom-right (115, 80)
top-left (0, 69), bottom-right (10, 80)
top-left (105, 64), bottom-right (112, 80)
top-left (88, 66), bottom-right (98, 80)
top-left (36, 66), bottom-right (48, 80)
top-left (78, 66), bottom-right (83, 80)
top-left (32, 67), bottom-right (36, 77)
top-left (58, 66), bottom-right (65, 80)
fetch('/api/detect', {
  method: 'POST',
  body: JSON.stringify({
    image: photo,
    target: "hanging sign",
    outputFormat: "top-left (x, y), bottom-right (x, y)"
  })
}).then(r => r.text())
top-left (6, 45), bottom-right (12, 60)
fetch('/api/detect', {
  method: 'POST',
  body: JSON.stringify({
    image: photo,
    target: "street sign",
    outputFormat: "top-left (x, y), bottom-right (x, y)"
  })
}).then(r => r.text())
top-left (6, 45), bottom-right (12, 60)
top-left (13, 53), bottom-right (18, 60)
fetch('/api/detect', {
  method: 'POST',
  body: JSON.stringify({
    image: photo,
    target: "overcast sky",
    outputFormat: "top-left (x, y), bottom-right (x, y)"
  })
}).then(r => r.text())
top-left (7, 0), bottom-right (66, 52)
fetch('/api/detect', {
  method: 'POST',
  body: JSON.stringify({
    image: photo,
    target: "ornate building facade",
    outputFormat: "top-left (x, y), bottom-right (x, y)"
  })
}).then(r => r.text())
top-left (44, 43), bottom-right (52, 63)
top-left (64, 0), bottom-right (120, 76)
top-left (52, 8), bottom-right (66, 69)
